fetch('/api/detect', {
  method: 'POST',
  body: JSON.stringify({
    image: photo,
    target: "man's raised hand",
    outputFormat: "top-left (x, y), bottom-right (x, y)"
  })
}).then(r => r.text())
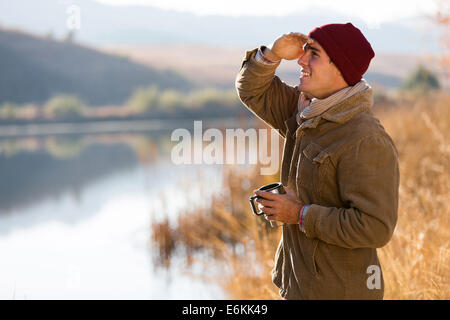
top-left (267, 32), bottom-right (308, 61)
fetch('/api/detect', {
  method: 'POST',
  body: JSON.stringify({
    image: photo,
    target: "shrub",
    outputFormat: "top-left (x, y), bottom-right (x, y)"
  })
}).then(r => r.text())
top-left (127, 85), bottom-right (160, 112)
top-left (402, 65), bottom-right (440, 91)
top-left (158, 89), bottom-right (183, 111)
top-left (0, 102), bottom-right (19, 119)
top-left (44, 94), bottom-right (86, 119)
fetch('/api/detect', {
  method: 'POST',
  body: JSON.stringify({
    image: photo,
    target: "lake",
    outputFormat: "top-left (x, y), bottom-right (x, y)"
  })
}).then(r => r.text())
top-left (0, 117), bottom-right (262, 299)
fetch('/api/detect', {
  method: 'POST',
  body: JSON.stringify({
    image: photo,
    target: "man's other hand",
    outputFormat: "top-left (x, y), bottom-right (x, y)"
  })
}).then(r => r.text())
top-left (254, 186), bottom-right (304, 225)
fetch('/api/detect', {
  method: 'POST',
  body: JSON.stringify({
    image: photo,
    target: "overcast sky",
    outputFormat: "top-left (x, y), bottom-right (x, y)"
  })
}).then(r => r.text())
top-left (95, 0), bottom-right (438, 28)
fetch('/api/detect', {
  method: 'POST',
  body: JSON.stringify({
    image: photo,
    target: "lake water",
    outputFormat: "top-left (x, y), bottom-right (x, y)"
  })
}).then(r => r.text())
top-left (0, 118), bottom-right (260, 299)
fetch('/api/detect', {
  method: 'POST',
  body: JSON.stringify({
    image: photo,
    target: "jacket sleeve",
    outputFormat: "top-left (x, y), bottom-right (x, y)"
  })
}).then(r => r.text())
top-left (303, 134), bottom-right (400, 249)
top-left (235, 47), bottom-right (300, 138)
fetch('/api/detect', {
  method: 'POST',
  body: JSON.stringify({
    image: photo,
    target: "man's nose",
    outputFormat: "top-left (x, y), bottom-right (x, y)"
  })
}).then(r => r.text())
top-left (297, 53), bottom-right (308, 67)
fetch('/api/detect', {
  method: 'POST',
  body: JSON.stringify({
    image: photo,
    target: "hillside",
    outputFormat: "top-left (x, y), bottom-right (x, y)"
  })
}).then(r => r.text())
top-left (0, 28), bottom-right (192, 106)
top-left (102, 44), bottom-right (440, 89)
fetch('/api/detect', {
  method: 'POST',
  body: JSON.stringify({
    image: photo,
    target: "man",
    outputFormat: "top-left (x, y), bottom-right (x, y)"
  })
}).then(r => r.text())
top-left (235, 23), bottom-right (400, 299)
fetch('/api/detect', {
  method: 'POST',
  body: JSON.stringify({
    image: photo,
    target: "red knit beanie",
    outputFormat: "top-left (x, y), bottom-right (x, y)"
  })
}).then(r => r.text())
top-left (308, 22), bottom-right (375, 86)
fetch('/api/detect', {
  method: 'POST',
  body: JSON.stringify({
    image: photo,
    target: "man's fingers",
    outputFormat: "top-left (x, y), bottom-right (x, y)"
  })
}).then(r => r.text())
top-left (287, 32), bottom-right (308, 42)
top-left (283, 32), bottom-right (307, 42)
top-left (295, 32), bottom-right (308, 40)
top-left (288, 32), bottom-right (307, 37)
top-left (255, 190), bottom-right (281, 200)
top-left (261, 206), bottom-right (277, 215)
top-left (255, 197), bottom-right (276, 208)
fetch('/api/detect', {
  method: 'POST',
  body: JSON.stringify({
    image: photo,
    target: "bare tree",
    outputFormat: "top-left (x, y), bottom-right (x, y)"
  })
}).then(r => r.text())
top-left (435, 0), bottom-right (449, 76)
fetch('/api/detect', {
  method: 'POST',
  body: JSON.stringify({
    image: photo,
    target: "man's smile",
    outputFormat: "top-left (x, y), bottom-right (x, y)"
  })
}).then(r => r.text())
top-left (301, 70), bottom-right (311, 77)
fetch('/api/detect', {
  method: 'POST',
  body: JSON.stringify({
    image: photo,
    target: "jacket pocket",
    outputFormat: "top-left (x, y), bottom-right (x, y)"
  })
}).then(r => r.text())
top-left (298, 235), bottom-right (320, 278)
top-left (311, 239), bottom-right (319, 277)
top-left (297, 142), bottom-right (330, 194)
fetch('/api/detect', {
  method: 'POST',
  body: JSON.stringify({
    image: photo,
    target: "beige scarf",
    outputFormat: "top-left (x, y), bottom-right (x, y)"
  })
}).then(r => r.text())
top-left (296, 79), bottom-right (370, 125)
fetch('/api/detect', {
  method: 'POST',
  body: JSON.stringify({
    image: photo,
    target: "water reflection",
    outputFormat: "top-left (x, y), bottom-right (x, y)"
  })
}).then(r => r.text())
top-left (0, 119), bottom-right (247, 299)
top-left (0, 132), bottom-right (170, 214)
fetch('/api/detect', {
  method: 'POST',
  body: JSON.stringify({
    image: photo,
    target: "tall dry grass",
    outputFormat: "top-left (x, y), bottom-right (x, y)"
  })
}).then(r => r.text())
top-left (150, 91), bottom-right (449, 299)
top-left (376, 91), bottom-right (449, 299)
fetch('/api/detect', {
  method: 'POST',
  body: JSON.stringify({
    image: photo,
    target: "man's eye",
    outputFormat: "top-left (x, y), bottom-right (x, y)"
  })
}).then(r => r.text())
top-left (312, 52), bottom-right (318, 57)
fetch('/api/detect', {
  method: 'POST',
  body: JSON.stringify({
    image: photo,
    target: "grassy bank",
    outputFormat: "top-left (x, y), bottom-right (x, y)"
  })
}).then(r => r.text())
top-left (0, 87), bottom-right (244, 124)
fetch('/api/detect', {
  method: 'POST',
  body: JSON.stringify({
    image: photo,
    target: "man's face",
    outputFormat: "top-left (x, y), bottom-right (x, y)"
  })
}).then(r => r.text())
top-left (297, 38), bottom-right (346, 99)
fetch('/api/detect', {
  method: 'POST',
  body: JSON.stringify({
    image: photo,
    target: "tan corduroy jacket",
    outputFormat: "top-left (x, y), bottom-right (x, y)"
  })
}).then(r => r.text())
top-left (235, 48), bottom-right (400, 300)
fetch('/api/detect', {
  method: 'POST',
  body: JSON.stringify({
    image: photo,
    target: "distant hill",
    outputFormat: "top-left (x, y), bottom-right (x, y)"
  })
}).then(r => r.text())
top-left (104, 44), bottom-right (440, 89)
top-left (0, 28), bottom-right (192, 105)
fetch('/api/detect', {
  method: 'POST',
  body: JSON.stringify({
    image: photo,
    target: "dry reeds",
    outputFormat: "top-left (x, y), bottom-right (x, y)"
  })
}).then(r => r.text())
top-left (376, 91), bottom-right (449, 299)
top-left (150, 164), bottom-right (282, 299)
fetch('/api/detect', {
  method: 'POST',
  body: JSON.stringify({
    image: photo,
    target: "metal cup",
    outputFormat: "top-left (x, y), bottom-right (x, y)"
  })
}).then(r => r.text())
top-left (249, 182), bottom-right (286, 227)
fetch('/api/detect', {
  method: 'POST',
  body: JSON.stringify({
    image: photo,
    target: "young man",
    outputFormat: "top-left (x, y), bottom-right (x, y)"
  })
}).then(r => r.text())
top-left (235, 23), bottom-right (400, 299)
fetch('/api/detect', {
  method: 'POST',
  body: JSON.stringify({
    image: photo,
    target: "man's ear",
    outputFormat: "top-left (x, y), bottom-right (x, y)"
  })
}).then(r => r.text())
top-left (333, 64), bottom-right (342, 77)
top-left (334, 65), bottom-right (348, 86)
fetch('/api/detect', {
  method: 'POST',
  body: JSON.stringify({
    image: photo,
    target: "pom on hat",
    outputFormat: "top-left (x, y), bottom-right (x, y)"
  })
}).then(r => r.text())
top-left (308, 23), bottom-right (375, 86)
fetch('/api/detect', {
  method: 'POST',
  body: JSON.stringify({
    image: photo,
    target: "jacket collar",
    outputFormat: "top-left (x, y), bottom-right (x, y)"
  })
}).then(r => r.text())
top-left (320, 87), bottom-right (374, 124)
top-left (285, 87), bottom-right (374, 134)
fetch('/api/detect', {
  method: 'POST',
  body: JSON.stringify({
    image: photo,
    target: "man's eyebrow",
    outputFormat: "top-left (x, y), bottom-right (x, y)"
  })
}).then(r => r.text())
top-left (303, 44), bottom-right (321, 53)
